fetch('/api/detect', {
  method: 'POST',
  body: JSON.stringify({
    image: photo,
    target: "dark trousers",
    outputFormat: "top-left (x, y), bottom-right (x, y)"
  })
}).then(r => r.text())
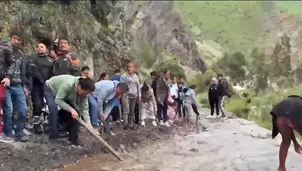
top-left (134, 102), bottom-right (140, 124)
top-left (157, 96), bottom-right (168, 122)
top-left (31, 84), bottom-right (44, 116)
top-left (44, 87), bottom-right (59, 139)
top-left (192, 104), bottom-right (200, 116)
top-left (58, 108), bottom-right (79, 144)
top-left (209, 98), bottom-right (219, 116)
top-left (110, 106), bottom-right (120, 122)
top-left (177, 99), bottom-right (183, 117)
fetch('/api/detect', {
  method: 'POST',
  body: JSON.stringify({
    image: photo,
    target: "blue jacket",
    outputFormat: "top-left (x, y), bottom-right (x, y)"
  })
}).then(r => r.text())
top-left (111, 74), bottom-right (121, 81)
top-left (94, 80), bottom-right (119, 118)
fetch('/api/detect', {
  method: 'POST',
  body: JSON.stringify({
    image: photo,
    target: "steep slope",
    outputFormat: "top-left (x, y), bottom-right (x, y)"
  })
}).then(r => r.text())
top-left (0, 1), bottom-right (207, 79)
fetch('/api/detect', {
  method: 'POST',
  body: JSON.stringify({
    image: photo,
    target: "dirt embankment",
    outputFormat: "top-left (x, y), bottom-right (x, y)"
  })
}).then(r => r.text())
top-left (0, 120), bottom-right (192, 171)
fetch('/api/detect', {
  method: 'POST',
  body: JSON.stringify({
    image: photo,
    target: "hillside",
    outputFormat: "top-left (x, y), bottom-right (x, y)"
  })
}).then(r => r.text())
top-left (0, 1), bottom-right (207, 80)
top-left (175, 1), bottom-right (302, 68)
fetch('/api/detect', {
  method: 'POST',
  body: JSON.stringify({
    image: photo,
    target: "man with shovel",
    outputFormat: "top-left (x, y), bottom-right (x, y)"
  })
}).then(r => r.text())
top-left (44, 75), bottom-right (95, 148)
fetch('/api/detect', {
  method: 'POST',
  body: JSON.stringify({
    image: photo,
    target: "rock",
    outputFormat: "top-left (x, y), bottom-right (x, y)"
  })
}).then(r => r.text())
top-left (189, 148), bottom-right (199, 153)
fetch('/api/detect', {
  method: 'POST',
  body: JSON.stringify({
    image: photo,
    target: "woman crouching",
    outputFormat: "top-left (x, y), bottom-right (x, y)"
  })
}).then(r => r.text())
top-left (271, 95), bottom-right (302, 171)
top-left (140, 82), bottom-right (157, 126)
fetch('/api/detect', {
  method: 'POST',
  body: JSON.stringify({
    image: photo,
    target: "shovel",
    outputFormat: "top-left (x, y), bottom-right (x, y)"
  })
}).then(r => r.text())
top-left (78, 119), bottom-right (123, 161)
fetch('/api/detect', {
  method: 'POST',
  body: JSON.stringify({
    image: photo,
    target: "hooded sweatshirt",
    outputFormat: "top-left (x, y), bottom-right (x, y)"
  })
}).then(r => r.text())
top-left (183, 88), bottom-right (197, 105)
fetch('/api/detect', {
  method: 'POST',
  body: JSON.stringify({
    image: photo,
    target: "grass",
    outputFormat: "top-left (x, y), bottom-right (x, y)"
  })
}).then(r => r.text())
top-left (175, 1), bottom-right (265, 54)
top-left (275, 1), bottom-right (302, 15)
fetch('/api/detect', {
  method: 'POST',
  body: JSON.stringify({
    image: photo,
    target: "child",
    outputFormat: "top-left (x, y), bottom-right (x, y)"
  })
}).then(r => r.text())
top-left (140, 82), bottom-right (157, 126)
top-left (167, 93), bottom-right (177, 124)
top-left (183, 85), bottom-right (199, 123)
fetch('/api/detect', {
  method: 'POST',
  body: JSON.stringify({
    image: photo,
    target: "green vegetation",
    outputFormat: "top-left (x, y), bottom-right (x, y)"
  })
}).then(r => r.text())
top-left (175, 1), bottom-right (265, 53)
top-left (275, 2), bottom-right (302, 15)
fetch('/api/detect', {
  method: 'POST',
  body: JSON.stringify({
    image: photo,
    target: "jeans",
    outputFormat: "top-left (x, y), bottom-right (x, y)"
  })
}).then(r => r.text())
top-left (218, 96), bottom-right (227, 117)
top-left (44, 86), bottom-right (58, 139)
top-left (157, 96), bottom-right (168, 122)
top-left (0, 84), bottom-right (6, 133)
top-left (121, 96), bottom-right (136, 126)
top-left (88, 94), bottom-right (99, 128)
top-left (3, 85), bottom-right (28, 138)
top-left (88, 94), bottom-right (111, 133)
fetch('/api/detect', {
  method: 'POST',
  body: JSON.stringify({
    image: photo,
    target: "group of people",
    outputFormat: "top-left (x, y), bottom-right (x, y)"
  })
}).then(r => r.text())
top-left (0, 25), bottom-right (202, 149)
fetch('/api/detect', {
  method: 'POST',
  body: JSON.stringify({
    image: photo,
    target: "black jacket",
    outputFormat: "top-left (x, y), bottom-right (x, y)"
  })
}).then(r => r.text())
top-left (52, 52), bottom-right (81, 76)
top-left (151, 78), bottom-right (158, 98)
top-left (29, 54), bottom-right (54, 85)
top-left (208, 84), bottom-right (220, 100)
top-left (11, 46), bottom-right (28, 87)
top-left (0, 40), bottom-right (15, 81)
top-left (218, 79), bottom-right (229, 96)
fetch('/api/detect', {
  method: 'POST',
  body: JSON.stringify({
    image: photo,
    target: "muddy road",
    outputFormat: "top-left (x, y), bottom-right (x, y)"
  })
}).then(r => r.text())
top-left (59, 109), bottom-right (302, 171)
top-left (1, 108), bottom-right (302, 171)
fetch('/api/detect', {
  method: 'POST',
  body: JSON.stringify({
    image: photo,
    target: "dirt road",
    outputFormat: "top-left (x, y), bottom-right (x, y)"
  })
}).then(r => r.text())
top-left (59, 108), bottom-right (302, 171)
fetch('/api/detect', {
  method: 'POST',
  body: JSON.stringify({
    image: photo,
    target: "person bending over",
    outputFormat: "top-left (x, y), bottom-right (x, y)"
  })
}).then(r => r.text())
top-left (140, 82), bottom-right (157, 127)
top-left (89, 80), bottom-right (128, 135)
top-left (45, 75), bottom-right (95, 148)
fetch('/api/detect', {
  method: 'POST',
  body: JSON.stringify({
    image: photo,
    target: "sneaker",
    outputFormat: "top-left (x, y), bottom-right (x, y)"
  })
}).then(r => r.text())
top-left (159, 120), bottom-right (164, 126)
top-left (164, 122), bottom-right (171, 127)
top-left (32, 116), bottom-right (41, 125)
top-left (152, 120), bottom-right (157, 126)
top-left (23, 128), bottom-right (32, 136)
top-left (141, 121), bottom-right (145, 126)
top-left (0, 133), bottom-right (14, 143)
top-left (15, 135), bottom-right (30, 142)
top-left (47, 139), bottom-right (60, 149)
top-left (33, 124), bottom-right (43, 134)
top-left (206, 115), bottom-right (214, 119)
top-left (110, 131), bottom-right (116, 136)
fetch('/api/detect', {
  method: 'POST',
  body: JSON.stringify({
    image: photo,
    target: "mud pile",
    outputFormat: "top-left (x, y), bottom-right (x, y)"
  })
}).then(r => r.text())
top-left (0, 121), bottom-right (191, 171)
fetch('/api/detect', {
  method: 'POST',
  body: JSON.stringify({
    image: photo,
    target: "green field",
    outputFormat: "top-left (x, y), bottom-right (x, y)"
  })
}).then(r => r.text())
top-left (175, 1), bottom-right (265, 53)
top-left (276, 1), bottom-right (302, 15)
top-left (175, 1), bottom-right (302, 54)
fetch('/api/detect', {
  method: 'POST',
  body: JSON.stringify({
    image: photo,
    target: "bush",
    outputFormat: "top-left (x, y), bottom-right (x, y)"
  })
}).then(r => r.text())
top-left (136, 41), bottom-right (156, 69)
top-left (188, 69), bottom-right (217, 94)
top-left (152, 58), bottom-right (185, 78)
top-left (199, 92), bottom-right (210, 108)
top-left (225, 97), bottom-right (249, 119)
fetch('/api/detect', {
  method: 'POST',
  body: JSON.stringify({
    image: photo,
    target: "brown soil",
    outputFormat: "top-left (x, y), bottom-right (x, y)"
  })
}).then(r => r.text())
top-left (0, 120), bottom-right (191, 171)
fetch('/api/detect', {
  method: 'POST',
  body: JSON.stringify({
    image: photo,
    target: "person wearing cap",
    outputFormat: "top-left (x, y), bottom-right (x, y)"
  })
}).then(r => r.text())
top-left (0, 21), bottom-right (16, 143)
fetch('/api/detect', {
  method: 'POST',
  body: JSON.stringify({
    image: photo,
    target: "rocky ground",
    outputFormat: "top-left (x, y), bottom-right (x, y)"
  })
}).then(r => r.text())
top-left (0, 118), bottom-right (190, 171)
top-left (59, 108), bottom-right (302, 171)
